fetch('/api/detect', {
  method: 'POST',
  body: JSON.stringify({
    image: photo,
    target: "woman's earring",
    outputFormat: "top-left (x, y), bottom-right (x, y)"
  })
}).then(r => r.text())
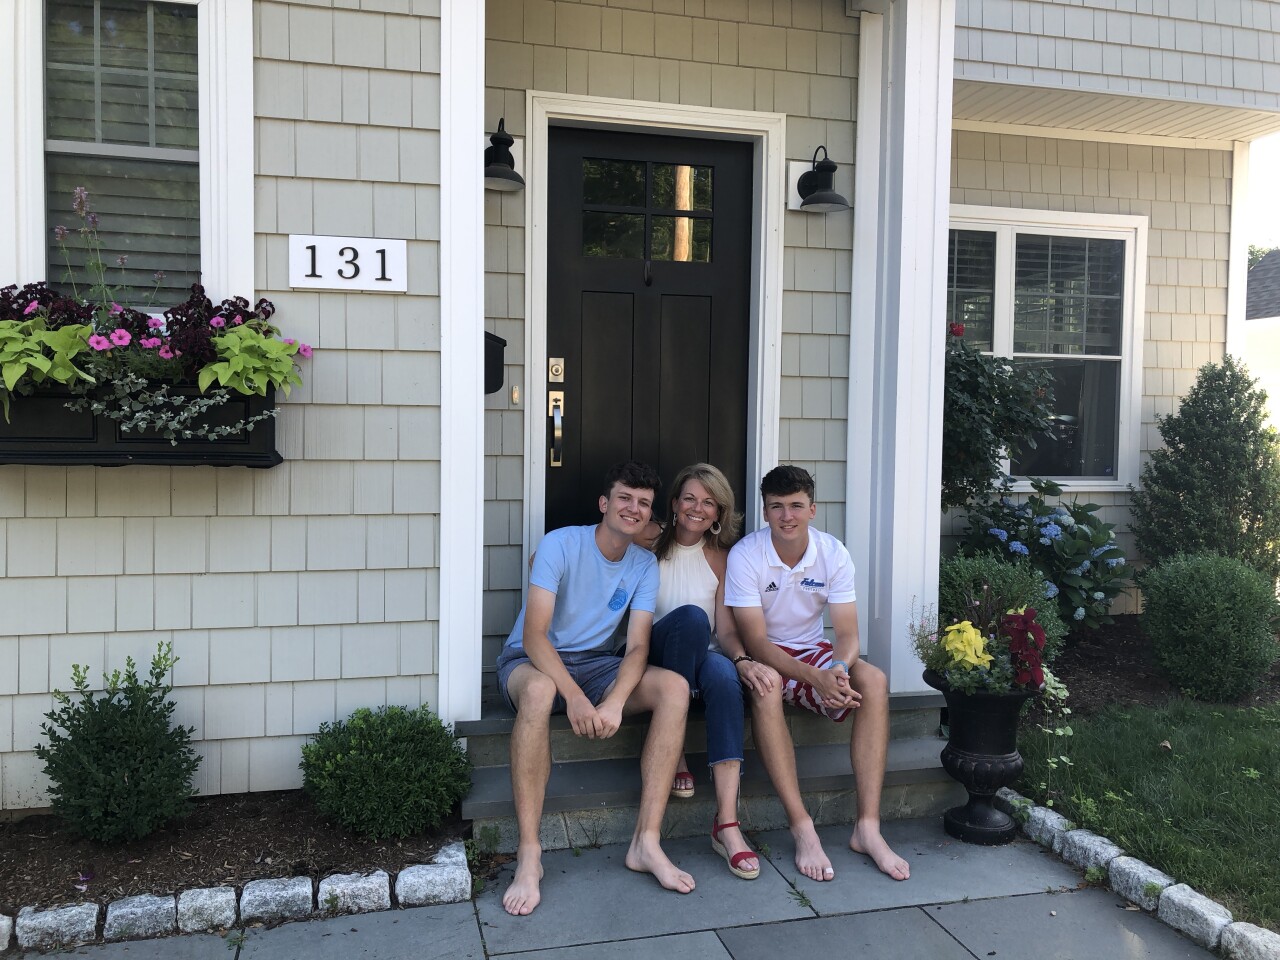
top-left (710, 521), bottom-right (722, 536)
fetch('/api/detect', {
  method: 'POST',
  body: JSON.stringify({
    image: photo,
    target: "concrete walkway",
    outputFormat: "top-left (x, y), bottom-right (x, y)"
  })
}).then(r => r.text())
top-left (54, 819), bottom-right (1214, 959)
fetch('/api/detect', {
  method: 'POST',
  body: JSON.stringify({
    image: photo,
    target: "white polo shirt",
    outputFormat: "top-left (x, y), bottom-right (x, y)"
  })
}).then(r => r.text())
top-left (725, 527), bottom-right (857, 651)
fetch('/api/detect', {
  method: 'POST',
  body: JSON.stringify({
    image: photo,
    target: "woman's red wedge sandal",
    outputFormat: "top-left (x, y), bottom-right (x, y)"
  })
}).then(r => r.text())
top-left (711, 817), bottom-right (761, 880)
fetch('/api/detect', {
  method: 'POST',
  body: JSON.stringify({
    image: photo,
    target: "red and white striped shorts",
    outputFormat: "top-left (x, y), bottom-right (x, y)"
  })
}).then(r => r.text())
top-left (776, 640), bottom-right (852, 722)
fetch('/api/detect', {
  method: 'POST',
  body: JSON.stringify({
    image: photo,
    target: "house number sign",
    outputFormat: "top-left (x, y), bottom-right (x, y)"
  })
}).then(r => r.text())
top-left (288, 235), bottom-right (408, 292)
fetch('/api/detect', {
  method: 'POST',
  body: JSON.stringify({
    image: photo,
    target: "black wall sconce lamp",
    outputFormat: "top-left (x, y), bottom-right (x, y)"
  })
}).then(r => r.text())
top-left (794, 145), bottom-right (850, 213)
top-left (484, 118), bottom-right (525, 192)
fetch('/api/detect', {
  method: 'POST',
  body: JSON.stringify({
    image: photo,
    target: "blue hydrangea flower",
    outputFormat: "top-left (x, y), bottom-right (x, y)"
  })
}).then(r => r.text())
top-left (988, 527), bottom-right (1008, 542)
top-left (1054, 505), bottom-right (1070, 516)
top-left (1092, 591), bottom-right (1105, 601)
top-left (1041, 522), bottom-right (1062, 540)
top-left (1092, 546), bottom-right (1110, 559)
top-left (1009, 541), bottom-right (1029, 556)
top-left (1043, 581), bottom-right (1059, 599)
top-left (1069, 561), bottom-right (1092, 576)
top-left (1105, 557), bottom-right (1125, 569)
top-left (1039, 536), bottom-right (1051, 545)
top-left (1060, 515), bottom-right (1076, 528)
top-left (1073, 607), bottom-right (1086, 621)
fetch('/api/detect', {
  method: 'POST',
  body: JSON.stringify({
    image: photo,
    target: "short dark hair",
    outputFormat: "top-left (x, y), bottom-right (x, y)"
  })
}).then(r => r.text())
top-left (760, 465), bottom-right (815, 502)
top-left (602, 460), bottom-right (662, 499)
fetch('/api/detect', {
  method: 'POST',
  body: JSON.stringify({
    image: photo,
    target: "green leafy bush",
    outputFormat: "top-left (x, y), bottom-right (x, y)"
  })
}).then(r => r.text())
top-left (961, 478), bottom-right (1133, 629)
top-left (1130, 357), bottom-right (1280, 583)
top-left (938, 552), bottom-right (1070, 666)
top-left (1142, 554), bottom-right (1280, 701)
top-left (941, 332), bottom-right (1055, 510)
top-left (301, 705), bottom-right (471, 840)
top-left (35, 642), bottom-right (200, 843)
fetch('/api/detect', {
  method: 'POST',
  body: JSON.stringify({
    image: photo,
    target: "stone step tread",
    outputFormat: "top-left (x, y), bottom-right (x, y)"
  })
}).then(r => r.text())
top-left (456, 690), bottom-right (944, 739)
top-left (461, 735), bottom-right (946, 820)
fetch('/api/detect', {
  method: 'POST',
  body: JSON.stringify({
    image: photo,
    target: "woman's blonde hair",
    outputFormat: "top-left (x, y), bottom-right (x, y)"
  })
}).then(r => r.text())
top-left (652, 463), bottom-right (743, 561)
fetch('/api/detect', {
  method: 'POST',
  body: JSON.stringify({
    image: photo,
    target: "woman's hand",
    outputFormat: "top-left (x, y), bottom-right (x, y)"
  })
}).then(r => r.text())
top-left (736, 658), bottom-right (780, 695)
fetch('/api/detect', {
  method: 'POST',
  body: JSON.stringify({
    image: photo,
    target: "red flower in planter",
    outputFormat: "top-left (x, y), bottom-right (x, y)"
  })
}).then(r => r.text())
top-left (1000, 607), bottom-right (1046, 687)
top-left (948, 322), bottom-right (965, 337)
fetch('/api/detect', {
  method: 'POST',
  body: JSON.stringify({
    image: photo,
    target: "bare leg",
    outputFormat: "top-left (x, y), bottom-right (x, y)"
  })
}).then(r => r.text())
top-left (748, 683), bottom-right (833, 882)
top-left (622, 667), bottom-right (696, 894)
top-left (845, 661), bottom-right (910, 881)
top-left (710, 760), bottom-right (757, 873)
top-left (502, 666), bottom-right (556, 915)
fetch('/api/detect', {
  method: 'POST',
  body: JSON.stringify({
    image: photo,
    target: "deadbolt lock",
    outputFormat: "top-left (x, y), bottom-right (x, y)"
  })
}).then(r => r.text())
top-left (548, 357), bottom-right (565, 382)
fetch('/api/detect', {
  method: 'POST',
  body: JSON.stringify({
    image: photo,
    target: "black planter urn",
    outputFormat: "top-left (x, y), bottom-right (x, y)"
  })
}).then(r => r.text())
top-left (0, 385), bottom-right (283, 468)
top-left (924, 669), bottom-right (1035, 845)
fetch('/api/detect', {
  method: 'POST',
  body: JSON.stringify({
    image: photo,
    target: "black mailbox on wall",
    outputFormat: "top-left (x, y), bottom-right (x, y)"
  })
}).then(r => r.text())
top-left (484, 331), bottom-right (507, 395)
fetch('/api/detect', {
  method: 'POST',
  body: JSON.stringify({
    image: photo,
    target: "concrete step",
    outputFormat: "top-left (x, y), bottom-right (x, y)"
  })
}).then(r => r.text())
top-left (458, 692), bottom-right (944, 768)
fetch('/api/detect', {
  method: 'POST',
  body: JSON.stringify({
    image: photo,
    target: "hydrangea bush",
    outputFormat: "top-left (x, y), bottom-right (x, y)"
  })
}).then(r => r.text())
top-left (960, 478), bottom-right (1133, 629)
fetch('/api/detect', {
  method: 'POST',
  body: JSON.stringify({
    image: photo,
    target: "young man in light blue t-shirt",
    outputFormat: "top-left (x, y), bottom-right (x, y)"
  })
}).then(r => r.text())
top-left (496, 461), bottom-right (694, 917)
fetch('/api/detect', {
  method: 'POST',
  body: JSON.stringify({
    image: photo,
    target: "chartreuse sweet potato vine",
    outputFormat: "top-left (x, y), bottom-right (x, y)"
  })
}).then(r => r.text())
top-left (0, 318), bottom-right (95, 420)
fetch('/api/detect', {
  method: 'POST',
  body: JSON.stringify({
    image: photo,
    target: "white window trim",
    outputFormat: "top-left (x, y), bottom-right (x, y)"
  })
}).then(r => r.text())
top-left (1, 0), bottom-right (254, 295)
top-left (949, 204), bottom-right (1148, 494)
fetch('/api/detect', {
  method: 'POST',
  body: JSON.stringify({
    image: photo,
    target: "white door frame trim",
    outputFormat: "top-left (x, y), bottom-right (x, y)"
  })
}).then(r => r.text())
top-left (521, 91), bottom-right (787, 562)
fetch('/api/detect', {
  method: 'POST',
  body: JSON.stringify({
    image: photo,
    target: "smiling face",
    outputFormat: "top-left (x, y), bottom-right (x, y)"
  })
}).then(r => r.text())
top-left (762, 488), bottom-right (817, 554)
top-left (599, 481), bottom-right (655, 540)
top-left (672, 478), bottom-right (721, 543)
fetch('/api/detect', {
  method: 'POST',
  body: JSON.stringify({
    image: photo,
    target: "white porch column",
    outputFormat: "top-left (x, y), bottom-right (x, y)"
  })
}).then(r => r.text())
top-left (848, 0), bottom-right (955, 694)
top-left (437, 0), bottom-right (486, 723)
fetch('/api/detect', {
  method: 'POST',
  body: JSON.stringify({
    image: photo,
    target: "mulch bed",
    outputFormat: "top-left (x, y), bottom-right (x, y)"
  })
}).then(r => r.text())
top-left (0, 790), bottom-right (463, 915)
top-left (4, 613), bottom-right (1277, 917)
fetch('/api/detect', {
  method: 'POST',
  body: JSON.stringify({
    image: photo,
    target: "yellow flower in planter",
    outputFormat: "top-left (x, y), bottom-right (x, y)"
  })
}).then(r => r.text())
top-left (942, 621), bottom-right (993, 670)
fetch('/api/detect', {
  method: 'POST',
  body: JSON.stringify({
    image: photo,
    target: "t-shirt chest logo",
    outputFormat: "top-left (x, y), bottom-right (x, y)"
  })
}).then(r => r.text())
top-left (799, 577), bottom-right (825, 592)
top-left (764, 581), bottom-right (779, 593)
top-left (608, 586), bottom-right (628, 611)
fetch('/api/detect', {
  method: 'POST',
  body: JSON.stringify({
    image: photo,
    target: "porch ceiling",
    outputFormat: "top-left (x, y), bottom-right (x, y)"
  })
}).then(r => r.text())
top-left (954, 79), bottom-right (1280, 144)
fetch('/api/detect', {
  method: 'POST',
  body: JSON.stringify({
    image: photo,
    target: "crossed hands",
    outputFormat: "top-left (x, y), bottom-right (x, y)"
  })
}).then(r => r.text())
top-left (567, 693), bottom-right (622, 739)
top-left (812, 663), bottom-right (861, 711)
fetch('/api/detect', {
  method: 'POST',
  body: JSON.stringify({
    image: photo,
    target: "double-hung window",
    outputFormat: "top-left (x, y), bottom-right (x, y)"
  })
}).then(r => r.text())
top-left (946, 206), bottom-right (1147, 490)
top-left (45, 0), bottom-right (200, 301)
top-left (1, 0), bottom-right (251, 298)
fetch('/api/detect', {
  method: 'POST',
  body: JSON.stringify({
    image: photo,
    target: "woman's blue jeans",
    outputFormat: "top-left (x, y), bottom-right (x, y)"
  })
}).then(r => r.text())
top-left (648, 604), bottom-right (744, 766)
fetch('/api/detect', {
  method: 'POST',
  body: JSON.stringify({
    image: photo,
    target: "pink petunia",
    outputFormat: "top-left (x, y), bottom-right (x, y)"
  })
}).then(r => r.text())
top-left (23, 300), bottom-right (39, 315)
top-left (140, 337), bottom-right (162, 349)
top-left (232, 314), bottom-right (244, 325)
top-left (209, 317), bottom-right (226, 328)
top-left (147, 317), bottom-right (164, 329)
top-left (157, 346), bottom-right (174, 360)
top-left (109, 328), bottom-right (131, 347)
top-left (88, 334), bottom-right (111, 351)
top-left (283, 338), bottom-right (296, 346)
top-left (109, 302), bottom-right (123, 315)
top-left (298, 343), bottom-right (313, 359)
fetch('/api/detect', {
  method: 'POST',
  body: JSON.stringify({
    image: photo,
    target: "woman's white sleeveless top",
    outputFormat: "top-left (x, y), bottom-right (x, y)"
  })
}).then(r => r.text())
top-left (655, 540), bottom-right (719, 631)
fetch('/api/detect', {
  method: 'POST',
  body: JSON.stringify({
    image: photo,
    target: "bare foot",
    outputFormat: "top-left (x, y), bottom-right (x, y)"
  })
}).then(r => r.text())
top-left (792, 819), bottom-right (835, 882)
top-left (849, 820), bottom-right (910, 881)
top-left (502, 847), bottom-right (545, 916)
top-left (625, 834), bottom-right (696, 894)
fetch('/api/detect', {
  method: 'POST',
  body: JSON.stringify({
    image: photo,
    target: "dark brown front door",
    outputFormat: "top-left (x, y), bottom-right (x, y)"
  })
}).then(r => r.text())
top-left (545, 127), bottom-right (753, 530)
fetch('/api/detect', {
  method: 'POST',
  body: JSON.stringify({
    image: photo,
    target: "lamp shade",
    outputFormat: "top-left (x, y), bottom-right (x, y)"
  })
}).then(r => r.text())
top-left (484, 118), bottom-right (525, 192)
top-left (796, 145), bottom-right (850, 213)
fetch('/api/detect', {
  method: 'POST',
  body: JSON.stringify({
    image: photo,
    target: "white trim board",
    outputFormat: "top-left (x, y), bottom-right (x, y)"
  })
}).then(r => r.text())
top-left (1225, 142), bottom-right (1249, 360)
top-left (521, 91), bottom-right (787, 567)
top-left (2, 0), bottom-right (253, 295)
top-left (952, 119), bottom-right (1236, 152)
top-left (437, 0), bottom-right (486, 724)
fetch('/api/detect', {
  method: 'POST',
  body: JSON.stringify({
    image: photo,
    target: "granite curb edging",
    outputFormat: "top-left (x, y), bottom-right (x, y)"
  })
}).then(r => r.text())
top-left (995, 788), bottom-right (1280, 959)
top-left (0, 841), bottom-right (472, 955)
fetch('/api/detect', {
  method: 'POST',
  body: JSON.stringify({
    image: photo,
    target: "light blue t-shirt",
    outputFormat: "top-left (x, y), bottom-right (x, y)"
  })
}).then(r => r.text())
top-left (503, 525), bottom-right (659, 656)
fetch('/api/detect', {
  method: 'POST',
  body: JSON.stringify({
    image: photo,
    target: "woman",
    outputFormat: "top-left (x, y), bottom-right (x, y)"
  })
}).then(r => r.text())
top-left (645, 464), bottom-right (780, 880)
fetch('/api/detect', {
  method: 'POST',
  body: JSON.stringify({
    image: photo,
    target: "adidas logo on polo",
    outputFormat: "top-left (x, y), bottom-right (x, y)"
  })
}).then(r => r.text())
top-left (764, 581), bottom-right (779, 593)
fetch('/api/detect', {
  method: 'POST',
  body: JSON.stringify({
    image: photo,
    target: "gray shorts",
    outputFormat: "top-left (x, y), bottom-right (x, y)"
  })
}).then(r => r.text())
top-left (495, 647), bottom-right (622, 712)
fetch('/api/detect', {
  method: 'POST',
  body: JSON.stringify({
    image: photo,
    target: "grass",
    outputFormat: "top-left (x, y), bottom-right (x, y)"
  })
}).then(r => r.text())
top-left (1019, 699), bottom-right (1280, 930)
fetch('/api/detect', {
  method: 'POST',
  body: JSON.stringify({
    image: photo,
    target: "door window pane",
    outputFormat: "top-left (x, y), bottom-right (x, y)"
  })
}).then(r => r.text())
top-left (651, 217), bottom-right (711, 262)
top-left (582, 212), bottom-right (645, 259)
top-left (652, 164), bottom-right (712, 211)
top-left (582, 158), bottom-right (646, 207)
top-left (1014, 235), bottom-right (1124, 356)
top-left (1010, 358), bottom-right (1120, 479)
top-left (946, 229), bottom-right (996, 350)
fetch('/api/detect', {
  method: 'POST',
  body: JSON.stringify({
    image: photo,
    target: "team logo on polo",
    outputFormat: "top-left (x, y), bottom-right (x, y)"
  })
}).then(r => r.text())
top-left (799, 578), bottom-right (825, 591)
top-left (608, 587), bottom-right (628, 611)
top-left (764, 581), bottom-right (778, 593)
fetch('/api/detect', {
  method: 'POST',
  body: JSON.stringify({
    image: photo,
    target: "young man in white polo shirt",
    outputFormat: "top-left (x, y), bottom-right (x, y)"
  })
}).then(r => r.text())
top-left (726, 465), bottom-right (910, 883)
